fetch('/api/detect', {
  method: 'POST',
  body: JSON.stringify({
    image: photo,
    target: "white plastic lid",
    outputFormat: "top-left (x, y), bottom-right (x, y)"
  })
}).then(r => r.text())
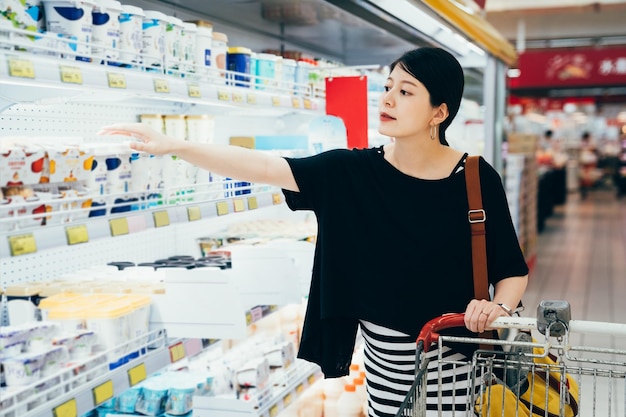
top-left (169, 16), bottom-right (184, 26)
top-left (121, 4), bottom-right (144, 16)
top-left (143, 10), bottom-right (168, 21)
top-left (283, 58), bottom-right (297, 67)
top-left (257, 53), bottom-right (278, 61)
top-left (94, 0), bottom-right (122, 12)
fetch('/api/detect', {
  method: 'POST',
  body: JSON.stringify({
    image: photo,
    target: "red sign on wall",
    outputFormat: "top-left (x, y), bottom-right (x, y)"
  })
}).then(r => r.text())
top-left (509, 47), bottom-right (626, 89)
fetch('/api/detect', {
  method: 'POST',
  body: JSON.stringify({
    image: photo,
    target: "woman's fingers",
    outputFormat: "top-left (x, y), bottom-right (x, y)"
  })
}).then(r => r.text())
top-left (465, 299), bottom-right (504, 333)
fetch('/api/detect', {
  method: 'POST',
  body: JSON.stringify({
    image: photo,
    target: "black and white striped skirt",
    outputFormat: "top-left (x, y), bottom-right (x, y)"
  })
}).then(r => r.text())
top-left (360, 320), bottom-right (480, 417)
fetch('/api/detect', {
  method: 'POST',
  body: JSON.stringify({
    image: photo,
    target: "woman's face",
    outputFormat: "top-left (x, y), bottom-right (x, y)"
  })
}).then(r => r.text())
top-left (378, 65), bottom-right (437, 141)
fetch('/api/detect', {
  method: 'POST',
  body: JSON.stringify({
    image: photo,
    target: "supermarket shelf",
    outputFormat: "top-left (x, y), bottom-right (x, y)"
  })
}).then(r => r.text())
top-left (193, 359), bottom-right (323, 417)
top-left (0, 186), bottom-right (286, 260)
top-left (1, 304), bottom-right (287, 417)
top-left (0, 28), bottom-right (324, 114)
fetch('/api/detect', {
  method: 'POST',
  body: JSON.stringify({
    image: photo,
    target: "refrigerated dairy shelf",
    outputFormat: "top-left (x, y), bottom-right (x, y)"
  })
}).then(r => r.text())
top-left (0, 27), bottom-right (324, 114)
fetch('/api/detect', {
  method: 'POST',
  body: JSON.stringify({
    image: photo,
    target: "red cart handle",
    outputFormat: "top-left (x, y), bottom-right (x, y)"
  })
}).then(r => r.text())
top-left (417, 313), bottom-right (466, 351)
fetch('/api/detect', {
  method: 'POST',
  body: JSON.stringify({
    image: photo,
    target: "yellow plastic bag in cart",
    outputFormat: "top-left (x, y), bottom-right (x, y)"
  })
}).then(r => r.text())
top-left (476, 343), bottom-right (579, 417)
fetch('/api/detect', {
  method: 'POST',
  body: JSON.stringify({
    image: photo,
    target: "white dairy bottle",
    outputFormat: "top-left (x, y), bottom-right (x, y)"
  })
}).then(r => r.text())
top-left (322, 377), bottom-right (345, 417)
top-left (336, 384), bottom-right (362, 417)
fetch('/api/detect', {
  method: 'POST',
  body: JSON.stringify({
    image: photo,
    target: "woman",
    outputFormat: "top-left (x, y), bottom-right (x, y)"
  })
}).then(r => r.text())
top-left (99, 47), bottom-right (528, 417)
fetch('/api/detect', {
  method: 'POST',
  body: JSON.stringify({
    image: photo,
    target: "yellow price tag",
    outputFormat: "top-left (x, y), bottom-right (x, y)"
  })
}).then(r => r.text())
top-left (271, 96), bottom-right (281, 107)
top-left (93, 380), bottom-right (114, 406)
top-left (233, 198), bottom-right (245, 212)
top-left (232, 92), bottom-right (244, 103)
top-left (292, 97), bottom-right (301, 108)
top-left (247, 196), bottom-right (258, 210)
top-left (303, 98), bottom-right (312, 109)
top-left (296, 384), bottom-right (304, 394)
top-left (169, 341), bottom-right (186, 363)
top-left (8, 57), bottom-right (35, 78)
top-left (128, 363), bottom-right (147, 386)
top-left (218, 90), bottom-right (230, 101)
top-left (153, 210), bottom-right (170, 227)
top-left (216, 201), bottom-right (229, 216)
top-left (283, 393), bottom-right (292, 407)
top-left (154, 78), bottom-right (170, 93)
top-left (187, 206), bottom-right (201, 221)
top-left (245, 311), bottom-right (253, 325)
top-left (109, 218), bottom-right (129, 236)
top-left (53, 399), bottom-right (77, 417)
top-left (269, 404), bottom-right (280, 417)
top-left (60, 65), bottom-right (83, 84)
top-left (107, 72), bottom-right (127, 89)
top-left (247, 93), bottom-right (257, 104)
top-left (307, 375), bottom-right (316, 386)
top-left (8, 233), bottom-right (37, 256)
top-left (188, 83), bottom-right (201, 98)
top-left (272, 193), bottom-right (282, 205)
top-left (66, 224), bottom-right (89, 245)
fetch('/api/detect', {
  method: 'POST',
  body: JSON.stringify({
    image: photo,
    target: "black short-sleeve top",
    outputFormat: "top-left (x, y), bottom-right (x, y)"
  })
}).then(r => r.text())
top-left (282, 146), bottom-right (528, 376)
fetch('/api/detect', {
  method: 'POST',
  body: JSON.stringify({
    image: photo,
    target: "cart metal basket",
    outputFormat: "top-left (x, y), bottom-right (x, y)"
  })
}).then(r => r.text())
top-left (395, 301), bottom-right (626, 417)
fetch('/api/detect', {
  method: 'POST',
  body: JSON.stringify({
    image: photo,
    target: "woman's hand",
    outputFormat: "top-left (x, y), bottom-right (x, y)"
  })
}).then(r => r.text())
top-left (464, 299), bottom-right (509, 334)
top-left (97, 123), bottom-right (183, 155)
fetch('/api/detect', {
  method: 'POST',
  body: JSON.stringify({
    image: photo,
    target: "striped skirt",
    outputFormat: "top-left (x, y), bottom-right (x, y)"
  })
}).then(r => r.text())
top-left (360, 320), bottom-right (480, 417)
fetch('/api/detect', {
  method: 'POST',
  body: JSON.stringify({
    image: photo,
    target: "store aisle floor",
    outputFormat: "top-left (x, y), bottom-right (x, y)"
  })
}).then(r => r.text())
top-left (523, 188), bottom-right (626, 348)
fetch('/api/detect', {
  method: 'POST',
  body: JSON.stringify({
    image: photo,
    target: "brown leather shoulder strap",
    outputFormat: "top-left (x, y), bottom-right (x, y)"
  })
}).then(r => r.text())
top-left (465, 155), bottom-right (489, 301)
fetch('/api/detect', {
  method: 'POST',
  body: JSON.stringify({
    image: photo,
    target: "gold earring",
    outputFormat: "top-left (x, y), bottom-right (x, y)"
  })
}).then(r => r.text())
top-left (430, 124), bottom-right (438, 141)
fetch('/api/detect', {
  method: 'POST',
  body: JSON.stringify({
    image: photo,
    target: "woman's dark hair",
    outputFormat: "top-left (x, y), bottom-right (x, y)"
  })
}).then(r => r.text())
top-left (390, 47), bottom-right (465, 146)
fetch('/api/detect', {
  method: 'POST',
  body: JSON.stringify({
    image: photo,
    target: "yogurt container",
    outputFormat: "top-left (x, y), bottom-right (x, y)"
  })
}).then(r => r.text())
top-left (41, 0), bottom-right (95, 61)
top-left (141, 10), bottom-right (166, 69)
top-left (118, 4), bottom-right (144, 66)
top-left (91, 0), bottom-right (122, 63)
top-left (180, 21), bottom-right (196, 74)
top-left (186, 115), bottom-right (215, 144)
top-left (163, 15), bottom-right (182, 74)
top-left (189, 20), bottom-right (212, 75)
top-left (211, 31), bottom-right (227, 81)
top-left (255, 53), bottom-right (277, 90)
top-left (227, 46), bottom-right (251, 88)
top-left (2, 351), bottom-right (46, 386)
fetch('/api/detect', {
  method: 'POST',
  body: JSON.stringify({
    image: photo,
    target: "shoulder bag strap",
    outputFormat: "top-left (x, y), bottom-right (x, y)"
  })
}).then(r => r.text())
top-left (465, 155), bottom-right (489, 300)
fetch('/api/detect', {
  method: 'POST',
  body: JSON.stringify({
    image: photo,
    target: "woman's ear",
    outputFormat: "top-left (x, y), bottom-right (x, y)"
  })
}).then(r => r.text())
top-left (433, 103), bottom-right (449, 125)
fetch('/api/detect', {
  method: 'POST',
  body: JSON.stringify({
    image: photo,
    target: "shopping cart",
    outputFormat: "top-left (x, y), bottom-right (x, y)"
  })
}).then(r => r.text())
top-left (395, 300), bottom-right (626, 417)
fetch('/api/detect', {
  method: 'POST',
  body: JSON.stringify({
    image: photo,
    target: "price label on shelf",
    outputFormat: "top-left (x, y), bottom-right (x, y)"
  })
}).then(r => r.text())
top-left (283, 393), bottom-right (293, 407)
top-left (109, 218), bottom-right (129, 236)
top-left (272, 193), bottom-right (282, 205)
top-left (53, 398), bottom-right (77, 417)
top-left (187, 206), bottom-right (202, 221)
top-left (217, 89), bottom-right (230, 101)
top-left (307, 374), bottom-right (316, 386)
top-left (153, 210), bottom-right (170, 227)
top-left (232, 92), bottom-right (244, 103)
top-left (169, 341), bottom-right (186, 363)
top-left (245, 310), bottom-right (253, 325)
top-left (66, 224), bottom-right (89, 245)
top-left (247, 196), bottom-right (258, 210)
top-left (8, 233), bottom-right (37, 256)
top-left (292, 97), bottom-right (301, 108)
top-left (233, 198), bottom-right (245, 212)
top-left (60, 65), bottom-right (83, 84)
top-left (188, 83), bottom-right (201, 98)
top-left (250, 306), bottom-right (263, 322)
top-left (271, 96), bottom-right (281, 107)
top-left (92, 380), bottom-right (114, 406)
top-left (216, 201), bottom-right (229, 216)
top-left (296, 383), bottom-right (304, 394)
top-left (128, 363), bottom-right (147, 386)
top-left (303, 98), bottom-right (312, 109)
top-left (154, 78), bottom-right (170, 93)
top-left (269, 404), bottom-right (280, 417)
top-left (107, 72), bottom-right (127, 89)
top-left (8, 57), bottom-right (35, 78)
top-left (247, 93), bottom-right (257, 104)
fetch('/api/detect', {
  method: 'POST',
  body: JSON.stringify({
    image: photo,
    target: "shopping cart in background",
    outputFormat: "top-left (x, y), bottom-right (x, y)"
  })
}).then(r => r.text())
top-left (395, 300), bottom-right (626, 417)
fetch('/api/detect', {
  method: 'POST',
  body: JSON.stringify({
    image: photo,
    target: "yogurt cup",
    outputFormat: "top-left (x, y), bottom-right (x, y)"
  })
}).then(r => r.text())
top-left (163, 15), bottom-right (183, 74)
top-left (189, 20), bottom-right (212, 75)
top-left (118, 4), bottom-right (144, 66)
top-left (180, 21), bottom-right (197, 74)
top-left (41, 0), bottom-right (96, 61)
top-left (2, 351), bottom-right (46, 386)
top-left (91, 0), bottom-right (122, 63)
top-left (141, 10), bottom-right (166, 69)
